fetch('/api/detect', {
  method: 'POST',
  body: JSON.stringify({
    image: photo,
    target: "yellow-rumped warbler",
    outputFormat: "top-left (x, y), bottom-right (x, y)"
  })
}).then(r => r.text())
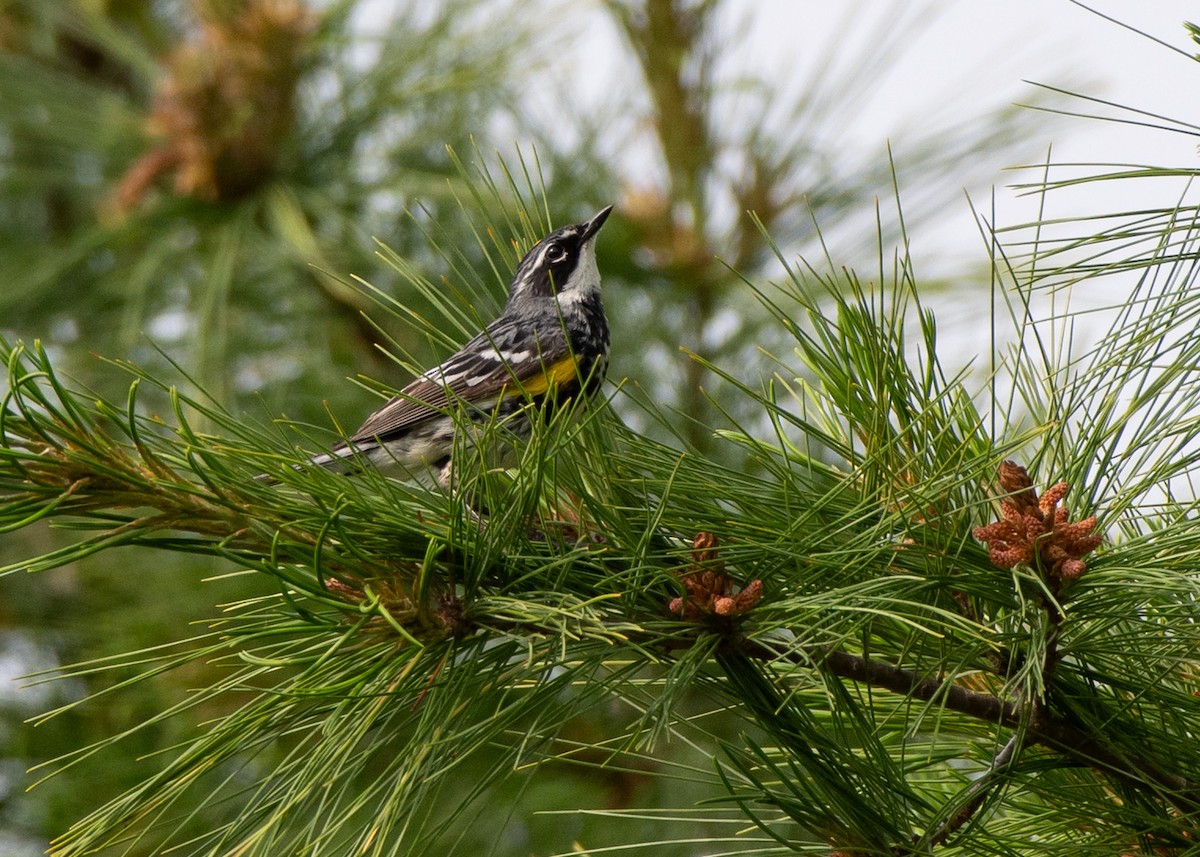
top-left (307, 206), bottom-right (613, 482)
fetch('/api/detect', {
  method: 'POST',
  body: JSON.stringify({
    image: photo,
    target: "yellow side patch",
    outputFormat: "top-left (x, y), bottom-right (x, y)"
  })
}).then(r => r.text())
top-left (515, 354), bottom-right (580, 397)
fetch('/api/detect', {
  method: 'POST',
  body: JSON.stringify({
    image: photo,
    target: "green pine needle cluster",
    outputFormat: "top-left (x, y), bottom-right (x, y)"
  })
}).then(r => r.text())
top-left (6, 138), bottom-right (1200, 853)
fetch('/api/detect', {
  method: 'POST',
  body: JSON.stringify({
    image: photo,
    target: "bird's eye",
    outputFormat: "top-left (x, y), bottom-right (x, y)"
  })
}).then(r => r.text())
top-left (546, 244), bottom-right (568, 263)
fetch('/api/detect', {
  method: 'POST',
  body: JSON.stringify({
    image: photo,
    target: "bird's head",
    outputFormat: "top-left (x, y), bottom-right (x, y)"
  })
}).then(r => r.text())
top-left (507, 205), bottom-right (612, 308)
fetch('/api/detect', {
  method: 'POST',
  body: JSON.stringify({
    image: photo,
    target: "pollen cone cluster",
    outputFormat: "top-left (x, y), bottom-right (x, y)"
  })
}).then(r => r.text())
top-left (972, 460), bottom-right (1101, 581)
top-left (669, 531), bottom-right (763, 621)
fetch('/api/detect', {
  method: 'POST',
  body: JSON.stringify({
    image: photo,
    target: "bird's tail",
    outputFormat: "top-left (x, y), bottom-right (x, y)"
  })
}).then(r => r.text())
top-left (254, 442), bottom-right (368, 484)
top-left (306, 444), bottom-right (362, 471)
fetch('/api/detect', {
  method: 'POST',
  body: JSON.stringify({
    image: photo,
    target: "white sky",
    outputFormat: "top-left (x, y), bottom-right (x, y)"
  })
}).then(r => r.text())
top-left (843, 1), bottom-right (1199, 262)
top-left (542, 0), bottom-right (1200, 273)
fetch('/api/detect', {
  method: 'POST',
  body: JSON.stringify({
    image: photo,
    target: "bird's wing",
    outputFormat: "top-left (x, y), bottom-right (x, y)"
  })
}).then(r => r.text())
top-left (346, 319), bottom-right (575, 445)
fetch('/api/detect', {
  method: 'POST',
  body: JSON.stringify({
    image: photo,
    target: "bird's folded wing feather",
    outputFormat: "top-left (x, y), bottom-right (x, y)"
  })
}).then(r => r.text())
top-left (345, 323), bottom-right (573, 445)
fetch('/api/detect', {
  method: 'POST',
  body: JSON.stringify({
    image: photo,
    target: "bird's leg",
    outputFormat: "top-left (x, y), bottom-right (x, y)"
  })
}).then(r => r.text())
top-left (435, 455), bottom-right (455, 492)
top-left (436, 455), bottom-right (490, 524)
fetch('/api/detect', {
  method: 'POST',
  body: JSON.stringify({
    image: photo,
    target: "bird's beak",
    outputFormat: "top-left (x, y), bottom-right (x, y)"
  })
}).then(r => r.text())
top-left (581, 205), bottom-right (614, 242)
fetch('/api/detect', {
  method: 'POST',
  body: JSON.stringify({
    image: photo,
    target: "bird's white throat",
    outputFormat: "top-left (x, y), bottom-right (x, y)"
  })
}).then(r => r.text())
top-left (556, 239), bottom-right (601, 309)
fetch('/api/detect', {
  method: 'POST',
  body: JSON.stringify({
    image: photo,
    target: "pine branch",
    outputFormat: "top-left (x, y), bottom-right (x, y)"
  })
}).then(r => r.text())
top-left (11, 113), bottom-right (1200, 847)
top-left (732, 637), bottom-right (1200, 814)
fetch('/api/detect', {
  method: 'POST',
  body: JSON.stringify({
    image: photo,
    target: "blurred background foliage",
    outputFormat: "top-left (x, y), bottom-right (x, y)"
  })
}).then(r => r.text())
top-left (0, 0), bottom-right (1046, 852)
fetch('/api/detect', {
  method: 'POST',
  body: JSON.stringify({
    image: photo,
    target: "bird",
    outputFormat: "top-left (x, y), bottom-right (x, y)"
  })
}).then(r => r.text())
top-left (304, 205), bottom-right (613, 484)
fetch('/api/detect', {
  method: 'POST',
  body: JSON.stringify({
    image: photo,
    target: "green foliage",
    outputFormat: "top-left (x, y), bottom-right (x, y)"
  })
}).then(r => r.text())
top-left (6, 2), bottom-right (1200, 855)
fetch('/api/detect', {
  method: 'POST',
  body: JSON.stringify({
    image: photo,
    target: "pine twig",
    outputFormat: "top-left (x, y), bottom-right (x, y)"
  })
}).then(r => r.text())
top-left (924, 733), bottom-right (1020, 848)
